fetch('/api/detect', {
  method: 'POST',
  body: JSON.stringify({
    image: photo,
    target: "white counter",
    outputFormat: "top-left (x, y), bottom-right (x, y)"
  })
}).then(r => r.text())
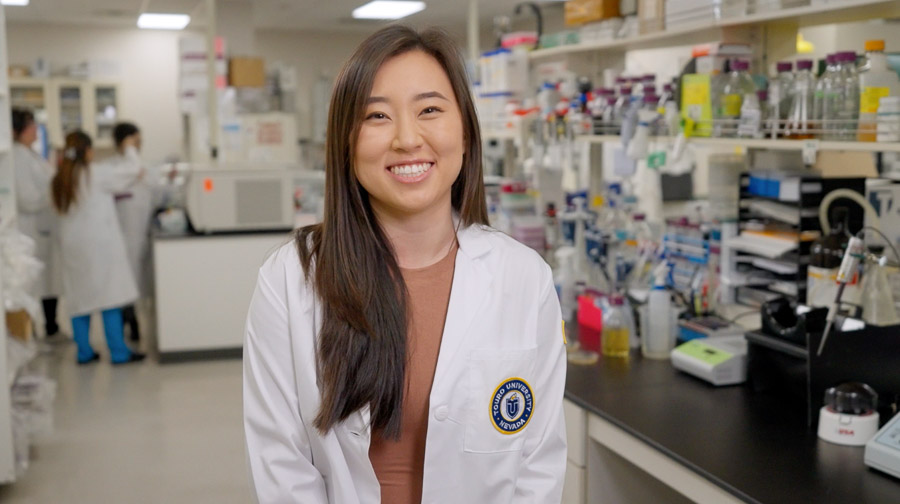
top-left (152, 231), bottom-right (292, 361)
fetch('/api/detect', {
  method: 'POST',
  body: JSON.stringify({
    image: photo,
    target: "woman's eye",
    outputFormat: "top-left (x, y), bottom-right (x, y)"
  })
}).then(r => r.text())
top-left (421, 106), bottom-right (442, 115)
top-left (366, 112), bottom-right (387, 120)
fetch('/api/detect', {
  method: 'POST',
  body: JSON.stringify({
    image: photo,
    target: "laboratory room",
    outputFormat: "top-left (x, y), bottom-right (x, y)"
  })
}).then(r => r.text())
top-left (1, 0), bottom-right (900, 503)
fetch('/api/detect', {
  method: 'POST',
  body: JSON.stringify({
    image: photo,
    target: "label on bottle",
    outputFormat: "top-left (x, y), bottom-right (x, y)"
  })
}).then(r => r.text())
top-left (860, 87), bottom-right (890, 114)
top-left (722, 94), bottom-right (742, 117)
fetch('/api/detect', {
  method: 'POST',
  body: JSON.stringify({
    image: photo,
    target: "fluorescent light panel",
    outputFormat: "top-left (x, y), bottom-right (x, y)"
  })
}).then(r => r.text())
top-left (137, 13), bottom-right (190, 30)
top-left (1, 0), bottom-right (30, 6)
top-left (353, 1), bottom-right (425, 20)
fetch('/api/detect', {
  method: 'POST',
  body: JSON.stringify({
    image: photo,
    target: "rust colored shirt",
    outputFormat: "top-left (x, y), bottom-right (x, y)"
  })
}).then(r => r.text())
top-left (368, 241), bottom-right (458, 503)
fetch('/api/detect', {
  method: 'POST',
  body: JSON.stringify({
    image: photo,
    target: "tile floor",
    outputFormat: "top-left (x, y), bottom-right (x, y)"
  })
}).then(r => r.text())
top-left (0, 339), bottom-right (251, 503)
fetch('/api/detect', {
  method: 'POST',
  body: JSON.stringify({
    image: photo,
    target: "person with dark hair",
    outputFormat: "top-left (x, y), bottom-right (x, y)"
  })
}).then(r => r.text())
top-left (52, 130), bottom-right (145, 365)
top-left (243, 26), bottom-right (566, 503)
top-left (11, 107), bottom-right (63, 339)
top-left (110, 121), bottom-right (150, 342)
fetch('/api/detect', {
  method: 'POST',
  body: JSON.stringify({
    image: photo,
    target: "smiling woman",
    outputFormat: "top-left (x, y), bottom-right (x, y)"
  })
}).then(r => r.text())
top-left (243, 25), bottom-right (567, 504)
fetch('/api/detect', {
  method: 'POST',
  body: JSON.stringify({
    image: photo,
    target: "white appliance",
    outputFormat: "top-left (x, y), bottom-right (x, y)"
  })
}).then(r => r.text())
top-left (817, 383), bottom-right (880, 447)
top-left (670, 336), bottom-right (748, 386)
top-left (866, 412), bottom-right (900, 479)
top-left (186, 165), bottom-right (296, 233)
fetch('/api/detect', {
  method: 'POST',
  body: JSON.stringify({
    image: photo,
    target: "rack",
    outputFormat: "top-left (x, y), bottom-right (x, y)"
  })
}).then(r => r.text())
top-left (730, 173), bottom-right (865, 305)
top-left (576, 135), bottom-right (900, 154)
top-left (529, 0), bottom-right (900, 60)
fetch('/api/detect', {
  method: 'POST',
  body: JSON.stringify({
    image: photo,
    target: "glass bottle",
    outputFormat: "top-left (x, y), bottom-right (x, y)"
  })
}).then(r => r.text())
top-left (715, 59), bottom-right (757, 138)
top-left (836, 52), bottom-right (860, 142)
top-left (770, 60), bottom-right (795, 136)
top-left (787, 59), bottom-right (817, 139)
top-left (602, 294), bottom-right (631, 358)
top-left (815, 54), bottom-right (839, 140)
top-left (807, 207), bottom-right (852, 308)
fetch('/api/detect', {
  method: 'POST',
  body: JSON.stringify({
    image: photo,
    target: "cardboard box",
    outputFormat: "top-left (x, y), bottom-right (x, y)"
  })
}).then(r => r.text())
top-left (565, 0), bottom-right (620, 26)
top-left (814, 151), bottom-right (877, 178)
top-left (6, 310), bottom-right (32, 342)
top-left (638, 0), bottom-right (665, 34)
top-left (229, 57), bottom-right (265, 88)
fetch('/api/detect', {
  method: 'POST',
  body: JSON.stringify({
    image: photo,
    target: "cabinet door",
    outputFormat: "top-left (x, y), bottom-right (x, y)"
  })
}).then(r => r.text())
top-left (56, 82), bottom-right (85, 140)
top-left (93, 84), bottom-right (118, 148)
top-left (562, 460), bottom-right (586, 504)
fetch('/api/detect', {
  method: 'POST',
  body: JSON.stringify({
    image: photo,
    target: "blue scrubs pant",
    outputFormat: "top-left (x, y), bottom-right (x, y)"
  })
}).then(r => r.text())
top-left (72, 308), bottom-right (132, 364)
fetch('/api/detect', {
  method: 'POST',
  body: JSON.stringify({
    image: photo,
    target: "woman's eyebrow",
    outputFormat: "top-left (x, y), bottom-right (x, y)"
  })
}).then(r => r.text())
top-left (366, 91), bottom-right (448, 105)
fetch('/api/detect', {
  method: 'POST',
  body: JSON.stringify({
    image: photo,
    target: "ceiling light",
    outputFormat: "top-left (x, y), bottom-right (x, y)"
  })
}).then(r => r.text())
top-left (1, 0), bottom-right (30, 6)
top-left (137, 13), bottom-right (191, 30)
top-left (352, 1), bottom-right (425, 20)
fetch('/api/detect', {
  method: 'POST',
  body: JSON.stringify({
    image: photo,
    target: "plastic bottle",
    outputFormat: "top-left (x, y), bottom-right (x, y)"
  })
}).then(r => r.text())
top-left (787, 59), bottom-right (817, 139)
top-left (835, 51), bottom-right (860, 141)
top-left (715, 59), bottom-right (757, 138)
top-left (858, 40), bottom-right (900, 142)
top-left (737, 89), bottom-right (763, 138)
top-left (554, 247), bottom-right (578, 322)
top-left (643, 271), bottom-right (673, 359)
top-left (814, 54), bottom-right (839, 140)
top-left (770, 60), bottom-right (795, 134)
top-left (601, 294), bottom-right (630, 358)
top-left (861, 252), bottom-right (900, 326)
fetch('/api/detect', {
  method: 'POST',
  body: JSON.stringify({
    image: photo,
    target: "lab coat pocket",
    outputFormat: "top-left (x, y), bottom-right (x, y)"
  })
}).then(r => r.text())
top-left (464, 347), bottom-right (537, 454)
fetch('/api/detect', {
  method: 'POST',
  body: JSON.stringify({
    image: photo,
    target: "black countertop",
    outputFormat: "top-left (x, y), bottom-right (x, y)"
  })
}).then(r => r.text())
top-left (565, 352), bottom-right (900, 504)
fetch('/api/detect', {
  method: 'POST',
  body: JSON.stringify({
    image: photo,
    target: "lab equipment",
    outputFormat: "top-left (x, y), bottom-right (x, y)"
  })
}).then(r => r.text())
top-left (670, 335), bottom-right (748, 386)
top-left (865, 411), bottom-right (900, 479)
top-left (817, 382), bottom-right (880, 446)
top-left (601, 294), bottom-right (630, 358)
top-left (714, 59), bottom-right (756, 138)
top-left (816, 236), bottom-right (865, 356)
top-left (786, 59), bottom-right (816, 139)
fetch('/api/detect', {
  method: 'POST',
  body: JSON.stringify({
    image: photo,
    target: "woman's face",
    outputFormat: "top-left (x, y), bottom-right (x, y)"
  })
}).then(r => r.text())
top-left (354, 50), bottom-right (465, 219)
top-left (17, 121), bottom-right (37, 146)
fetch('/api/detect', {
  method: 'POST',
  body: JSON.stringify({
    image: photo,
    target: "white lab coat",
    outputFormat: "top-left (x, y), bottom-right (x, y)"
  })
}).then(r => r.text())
top-left (13, 142), bottom-right (60, 298)
top-left (110, 152), bottom-right (155, 297)
top-left (244, 223), bottom-right (568, 504)
top-left (57, 147), bottom-right (141, 316)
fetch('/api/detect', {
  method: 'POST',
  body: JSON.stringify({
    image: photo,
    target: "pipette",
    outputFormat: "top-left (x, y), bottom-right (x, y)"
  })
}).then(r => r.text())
top-left (816, 236), bottom-right (865, 356)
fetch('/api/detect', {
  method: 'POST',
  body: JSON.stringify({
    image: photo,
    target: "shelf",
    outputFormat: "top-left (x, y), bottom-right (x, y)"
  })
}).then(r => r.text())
top-left (575, 135), bottom-right (900, 153)
top-left (530, 0), bottom-right (900, 60)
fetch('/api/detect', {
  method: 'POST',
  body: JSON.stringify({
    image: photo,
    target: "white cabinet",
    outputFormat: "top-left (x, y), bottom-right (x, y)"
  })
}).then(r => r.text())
top-left (9, 78), bottom-right (121, 149)
top-left (563, 398), bottom-right (587, 504)
top-left (563, 460), bottom-right (586, 504)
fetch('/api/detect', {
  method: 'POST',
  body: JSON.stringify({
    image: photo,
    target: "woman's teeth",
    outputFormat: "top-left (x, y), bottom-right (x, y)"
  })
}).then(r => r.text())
top-left (390, 163), bottom-right (432, 177)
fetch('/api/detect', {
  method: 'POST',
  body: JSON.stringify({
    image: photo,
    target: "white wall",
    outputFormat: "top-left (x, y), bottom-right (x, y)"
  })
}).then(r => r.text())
top-left (6, 23), bottom-right (187, 164)
top-left (801, 19), bottom-right (900, 62)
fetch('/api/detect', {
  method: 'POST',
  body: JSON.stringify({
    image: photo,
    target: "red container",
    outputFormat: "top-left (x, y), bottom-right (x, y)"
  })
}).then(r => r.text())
top-left (577, 295), bottom-right (603, 353)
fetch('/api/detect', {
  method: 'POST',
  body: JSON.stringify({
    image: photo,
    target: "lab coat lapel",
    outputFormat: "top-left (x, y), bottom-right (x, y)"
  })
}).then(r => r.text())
top-left (433, 225), bottom-right (493, 389)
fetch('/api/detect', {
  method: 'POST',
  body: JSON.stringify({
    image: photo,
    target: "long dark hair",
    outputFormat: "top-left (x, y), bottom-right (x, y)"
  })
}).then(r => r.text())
top-left (52, 131), bottom-right (92, 214)
top-left (297, 25), bottom-right (488, 438)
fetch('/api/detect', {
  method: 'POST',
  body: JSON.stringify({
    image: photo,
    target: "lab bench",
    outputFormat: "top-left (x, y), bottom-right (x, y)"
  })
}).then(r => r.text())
top-left (561, 352), bottom-right (900, 504)
top-left (152, 230), bottom-right (293, 362)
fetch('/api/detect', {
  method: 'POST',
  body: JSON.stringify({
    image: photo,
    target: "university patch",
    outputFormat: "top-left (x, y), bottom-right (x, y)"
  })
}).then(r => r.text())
top-left (490, 378), bottom-right (534, 435)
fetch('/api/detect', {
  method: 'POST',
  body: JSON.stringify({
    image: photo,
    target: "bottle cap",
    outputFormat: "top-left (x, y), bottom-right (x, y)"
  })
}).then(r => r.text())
top-left (663, 83), bottom-right (673, 92)
top-left (620, 86), bottom-right (632, 95)
top-left (732, 59), bottom-right (749, 71)
top-left (796, 59), bottom-right (813, 70)
top-left (865, 39), bottom-right (885, 52)
top-left (756, 89), bottom-right (768, 101)
top-left (776, 61), bottom-right (793, 72)
top-left (839, 51), bottom-right (857, 63)
top-left (824, 54), bottom-right (836, 65)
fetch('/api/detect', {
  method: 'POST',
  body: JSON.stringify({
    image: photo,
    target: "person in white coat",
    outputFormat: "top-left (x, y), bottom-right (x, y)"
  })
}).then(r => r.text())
top-left (51, 130), bottom-right (145, 365)
top-left (11, 108), bottom-right (63, 338)
top-left (110, 122), bottom-right (152, 342)
top-left (244, 26), bottom-right (567, 504)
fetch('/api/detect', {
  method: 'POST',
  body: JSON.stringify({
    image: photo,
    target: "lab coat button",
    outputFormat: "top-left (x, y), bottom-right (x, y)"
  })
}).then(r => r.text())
top-left (434, 405), bottom-right (449, 421)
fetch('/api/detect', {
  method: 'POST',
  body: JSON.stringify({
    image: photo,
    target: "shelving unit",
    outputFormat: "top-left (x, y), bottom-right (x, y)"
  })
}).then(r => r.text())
top-left (729, 174), bottom-right (866, 305)
top-left (575, 134), bottom-right (900, 153)
top-left (529, 0), bottom-right (900, 60)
